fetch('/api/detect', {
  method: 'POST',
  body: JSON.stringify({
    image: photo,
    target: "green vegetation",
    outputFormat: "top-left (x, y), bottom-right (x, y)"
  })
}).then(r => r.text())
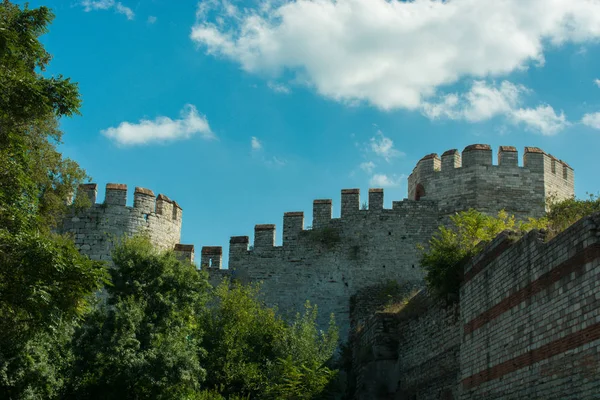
top-left (420, 196), bottom-right (600, 303)
top-left (542, 193), bottom-right (600, 239)
top-left (0, 3), bottom-right (339, 398)
top-left (0, 2), bottom-right (108, 397)
top-left (201, 281), bottom-right (338, 399)
top-left (66, 236), bottom-right (211, 399)
top-left (64, 237), bottom-right (339, 400)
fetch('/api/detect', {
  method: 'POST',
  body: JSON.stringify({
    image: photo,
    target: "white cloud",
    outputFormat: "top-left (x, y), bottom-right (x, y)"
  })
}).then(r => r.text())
top-left (267, 81), bottom-right (291, 94)
top-left (423, 80), bottom-right (526, 121)
top-left (511, 105), bottom-right (568, 135)
top-left (369, 132), bottom-right (403, 161)
top-left (359, 161), bottom-right (375, 173)
top-left (101, 104), bottom-right (214, 146)
top-left (582, 112), bottom-right (600, 129)
top-left (80, 0), bottom-right (134, 20)
top-left (594, 79), bottom-right (600, 88)
top-left (191, 0), bottom-right (600, 111)
top-left (251, 136), bottom-right (262, 150)
top-left (423, 80), bottom-right (568, 135)
top-left (147, 16), bottom-right (157, 24)
top-left (369, 174), bottom-right (402, 188)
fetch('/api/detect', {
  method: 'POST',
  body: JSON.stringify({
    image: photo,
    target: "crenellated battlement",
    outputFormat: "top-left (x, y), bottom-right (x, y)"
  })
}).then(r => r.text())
top-left (205, 189), bottom-right (438, 256)
top-left (203, 188), bottom-right (441, 338)
top-left (410, 144), bottom-right (574, 174)
top-left (408, 144), bottom-right (574, 219)
top-left (75, 183), bottom-right (183, 222)
top-left (60, 183), bottom-right (185, 262)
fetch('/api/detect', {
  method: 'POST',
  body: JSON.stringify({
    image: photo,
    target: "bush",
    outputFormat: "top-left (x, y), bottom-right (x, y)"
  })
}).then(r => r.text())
top-left (419, 209), bottom-right (520, 302)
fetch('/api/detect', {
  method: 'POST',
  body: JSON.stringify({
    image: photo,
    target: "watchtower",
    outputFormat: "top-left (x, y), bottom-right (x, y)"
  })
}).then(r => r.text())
top-left (407, 144), bottom-right (574, 219)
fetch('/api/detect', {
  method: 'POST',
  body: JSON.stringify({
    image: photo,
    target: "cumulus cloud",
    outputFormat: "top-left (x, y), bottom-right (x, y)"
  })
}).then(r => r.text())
top-left (423, 80), bottom-right (568, 135)
top-left (582, 112), bottom-right (600, 129)
top-left (80, 0), bottom-right (134, 20)
top-left (595, 79), bottom-right (600, 88)
top-left (147, 16), bottom-right (157, 24)
top-left (191, 0), bottom-right (600, 111)
top-left (369, 174), bottom-right (402, 188)
top-left (369, 132), bottom-right (403, 161)
top-left (510, 105), bottom-right (568, 135)
top-left (251, 136), bottom-right (262, 150)
top-left (101, 104), bottom-right (214, 146)
top-left (267, 81), bottom-right (291, 94)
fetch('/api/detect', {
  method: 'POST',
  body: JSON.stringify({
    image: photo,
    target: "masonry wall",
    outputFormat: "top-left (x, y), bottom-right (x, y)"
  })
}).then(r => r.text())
top-left (352, 290), bottom-right (461, 400)
top-left (60, 183), bottom-right (183, 262)
top-left (459, 213), bottom-right (600, 399)
top-left (393, 293), bottom-right (461, 400)
top-left (207, 189), bottom-right (441, 341)
top-left (407, 145), bottom-right (574, 220)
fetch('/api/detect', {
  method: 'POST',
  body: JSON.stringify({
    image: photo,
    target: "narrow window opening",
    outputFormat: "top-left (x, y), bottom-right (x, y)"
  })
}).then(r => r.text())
top-left (209, 258), bottom-right (213, 268)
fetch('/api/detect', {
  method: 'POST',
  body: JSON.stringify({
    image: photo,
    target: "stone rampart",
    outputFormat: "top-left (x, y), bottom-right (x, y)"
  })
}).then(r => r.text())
top-left (205, 188), bottom-right (441, 340)
top-left (408, 145), bottom-right (574, 219)
top-left (352, 212), bottom-right (600, 399)
top-left (352, 290), bottom-right (461, 400)
top-left (60, 183), bottom-right (187, 263)
top-left (460, 212), bottom-right (600, 399)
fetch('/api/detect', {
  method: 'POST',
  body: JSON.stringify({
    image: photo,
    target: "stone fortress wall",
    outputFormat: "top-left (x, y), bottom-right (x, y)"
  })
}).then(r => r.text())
top-left (203, 144), bottom-right (575, 341)
top-left (353, 212), bottom-right (600, 400)
top-left (59, 144), bottom-right (590, 398)
top-left (408, 145), bottom-right (574, 220)
top-left (60, 183), bottom-right (194, 263)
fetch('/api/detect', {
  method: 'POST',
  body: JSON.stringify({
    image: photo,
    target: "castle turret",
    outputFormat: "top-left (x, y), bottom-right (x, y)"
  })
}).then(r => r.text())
top-left (408, 144), bottom-right (574, 219)
top-left (60, 182), bottom-right (186, 264)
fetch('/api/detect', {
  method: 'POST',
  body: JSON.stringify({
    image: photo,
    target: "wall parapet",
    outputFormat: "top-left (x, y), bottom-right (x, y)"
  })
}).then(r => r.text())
top-left (73, 183), bottom-right (183, 222)
top-left (202, 189), bottom-right (440, 271)
top-left (62, 182), bottom-right (184, 262)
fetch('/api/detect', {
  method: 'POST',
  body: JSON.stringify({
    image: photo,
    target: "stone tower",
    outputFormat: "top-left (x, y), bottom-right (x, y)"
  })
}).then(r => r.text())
top-left (407, 145), bottom-right (574, 220)
top-left (60, 183), bottom-right (194, 264)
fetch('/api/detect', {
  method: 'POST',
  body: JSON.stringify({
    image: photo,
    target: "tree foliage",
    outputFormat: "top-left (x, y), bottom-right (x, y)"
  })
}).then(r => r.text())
top-left (66, 236), bottom-right (211, 400)
top-left (0, 2), bottom-right (107, 398)
top-left (0, 0), bottom-right (86, 233)
top-left (201, 280), bottom-right (339, 399)
top-left (543, 193), bottom-right (600, 239)
top-left (419, 209), bottom-right (523, 302)
top-left (420, 195), bottom-right (600, 302)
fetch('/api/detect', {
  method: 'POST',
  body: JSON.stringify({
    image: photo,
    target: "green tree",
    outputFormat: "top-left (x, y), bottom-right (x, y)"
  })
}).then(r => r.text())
top-left (67, 236), bottom-right (211, 400)
top-left (201, 280), bottom-right (338, 399)
top-left (0, 2), bottom-right (107, 398)
top-left (0, 1), bottom-right (86, 233)
top-left (419, 209), bottom-right (519, 302)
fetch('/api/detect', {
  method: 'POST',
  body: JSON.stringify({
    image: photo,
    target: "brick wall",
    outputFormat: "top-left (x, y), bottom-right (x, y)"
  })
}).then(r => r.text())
top-left (460, 213), bottom-right (600, 399)
top-left (352, 290), bottom-right (461, 400)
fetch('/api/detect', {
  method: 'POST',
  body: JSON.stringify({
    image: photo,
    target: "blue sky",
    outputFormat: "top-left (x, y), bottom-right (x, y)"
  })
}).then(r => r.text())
top-left (24, 0), bottom-right (600, 265)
